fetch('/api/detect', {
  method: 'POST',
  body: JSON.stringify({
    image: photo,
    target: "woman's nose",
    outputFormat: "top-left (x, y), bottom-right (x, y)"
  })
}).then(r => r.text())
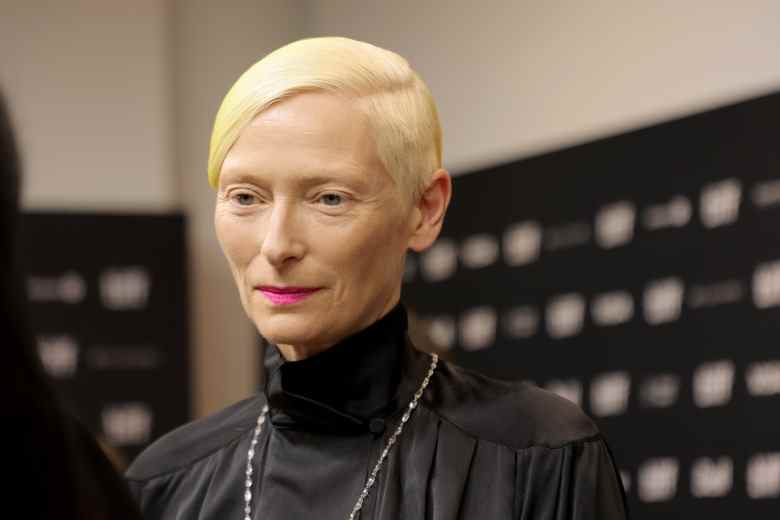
top-left (259, 202), bottom-right (306, 268)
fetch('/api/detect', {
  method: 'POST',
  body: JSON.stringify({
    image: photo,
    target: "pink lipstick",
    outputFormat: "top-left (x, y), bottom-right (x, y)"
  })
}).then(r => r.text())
top-left (257, 286), bottom-right (321, 305)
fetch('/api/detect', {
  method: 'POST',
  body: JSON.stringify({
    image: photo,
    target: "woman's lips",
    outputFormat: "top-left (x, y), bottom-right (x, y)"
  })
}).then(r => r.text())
top-left (256, 286), bottom-right (321, 305)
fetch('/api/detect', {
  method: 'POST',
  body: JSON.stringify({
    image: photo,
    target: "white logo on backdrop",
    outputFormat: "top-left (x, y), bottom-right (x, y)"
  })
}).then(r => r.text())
top-left (460, 233), bottom-right (499, 269)
top-left (643, 277), bottom-right (684, 325)
top-left (546, 293), bottom-right (585, 339)
top-left (691, 456), bottom-right (733, 498)
top-left (620, 470), bottom-right (632, 493)
top-left (544, 221), bottom-right (591, 251)
top-left (595, 201), bottom-right (636, 249)
top-left (37, 335), bottom-right (79, 378)
top-left (101, 402), bottom-right (153, 446)
top-left (747, 453), bottom-right (780, 498)
top-left (420, 239), bottom-right (458, 282)
top-left (87, 345), bottom-right (162, 371)
top-left (642, 196), bottom-right (692, 230)
top-left (459, 307), bottom-right (497, 351)
top-left (403, 257), bottom-right (417, 283)
top-left (700, 178), bottom-right (742, 228)
top-left (503, 221), bottom-right (542, 266)
top-left (28, 271), bottom-right (86, 304)
top-left (687, 280), bottom-right (744, 308)
top-left (693, 360), bottom-right (735, 408)
top-left (426, 316), bottom-right (456, 351)
top-left (590, 371), bottom-right (631, 417)
top-left (746, 360), bottom-right (780, 397)
top-left (638, 457), bottom-right (679, 502)
top-left (751, 179), bottom-right (780, 209)
top-left (545, 379), bottom-right (582, 406)
top-left (639, 373), bottom-right (680, 408)
top-left (752, 260), bottom-right (780, 309)
top-left (59, 272), bottom-right (87, 303)
top-left (100, 267), bottom-right (150, 310)
top-left (503, 306), bottom-right (539, 338)
top-left (591, 290), bottom-right (634, 326)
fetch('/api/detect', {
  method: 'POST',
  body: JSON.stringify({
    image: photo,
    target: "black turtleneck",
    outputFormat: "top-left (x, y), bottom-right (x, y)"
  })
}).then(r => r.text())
top-left (127, 303), bottom-right (629, 520)
top-left (265, 303), bottom-right (413, 435)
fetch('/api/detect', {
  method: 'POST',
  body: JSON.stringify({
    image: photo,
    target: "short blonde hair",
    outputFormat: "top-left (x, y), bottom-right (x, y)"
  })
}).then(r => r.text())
top-left (207, 37), bottom-right (442, 203)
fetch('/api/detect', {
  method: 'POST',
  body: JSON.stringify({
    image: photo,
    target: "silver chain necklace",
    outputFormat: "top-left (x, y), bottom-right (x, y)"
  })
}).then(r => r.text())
top-left (243, 353), bottom-right (438, 520)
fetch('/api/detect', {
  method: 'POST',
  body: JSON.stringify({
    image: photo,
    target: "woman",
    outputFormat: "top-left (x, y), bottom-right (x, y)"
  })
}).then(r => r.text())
top-left (127, 37), bottom-right (628, 519)
top-left (1, 91), bottom-right (142, 519)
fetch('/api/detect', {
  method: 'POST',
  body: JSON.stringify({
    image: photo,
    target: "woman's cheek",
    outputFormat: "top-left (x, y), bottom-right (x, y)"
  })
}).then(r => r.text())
top-left (220, 219), bottom-right (260, 268)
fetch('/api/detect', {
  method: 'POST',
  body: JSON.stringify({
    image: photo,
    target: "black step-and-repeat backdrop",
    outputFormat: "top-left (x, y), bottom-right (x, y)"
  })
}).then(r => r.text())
top-left (20, 213), bottom-right (190, 464)
top-left (403, 92), bottom-right (780, 518)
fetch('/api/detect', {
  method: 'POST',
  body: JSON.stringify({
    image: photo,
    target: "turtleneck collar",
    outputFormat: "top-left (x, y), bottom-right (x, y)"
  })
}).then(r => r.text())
top-left (263, 303), bottom-right (429, 436)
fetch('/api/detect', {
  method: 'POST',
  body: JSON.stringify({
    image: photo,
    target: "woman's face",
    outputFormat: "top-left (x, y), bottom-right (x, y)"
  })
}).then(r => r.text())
top-left (215, 92), bottom-right (416, 360)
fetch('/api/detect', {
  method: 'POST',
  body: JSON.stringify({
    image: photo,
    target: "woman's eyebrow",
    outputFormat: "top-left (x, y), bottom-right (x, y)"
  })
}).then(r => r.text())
top-left (219, 163), bottom-right (371, 190)
top-left (296, 172), bottom-right (368, 189)
top-left (218, 169), bottom-right (263, 186)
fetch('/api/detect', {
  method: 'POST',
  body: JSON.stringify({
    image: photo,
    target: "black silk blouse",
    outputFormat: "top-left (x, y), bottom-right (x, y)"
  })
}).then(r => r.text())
top-left (126, 304), bottom-right (629, 519)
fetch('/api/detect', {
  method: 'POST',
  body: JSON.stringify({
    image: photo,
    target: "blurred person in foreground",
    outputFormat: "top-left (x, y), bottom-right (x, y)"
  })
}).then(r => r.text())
top-left (0, 92), bottom-right (142, 519)
top-left (127, 37), bottom-right (628, 519)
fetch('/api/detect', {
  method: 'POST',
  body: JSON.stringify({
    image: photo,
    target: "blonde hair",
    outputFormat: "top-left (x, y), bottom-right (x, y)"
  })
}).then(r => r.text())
top-left (207, 37), bottom-right (442, 203)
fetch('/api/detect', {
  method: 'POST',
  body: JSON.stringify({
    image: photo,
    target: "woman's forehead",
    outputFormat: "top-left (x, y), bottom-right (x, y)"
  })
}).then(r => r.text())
top-left (220, 93), bottom-right (391, 190)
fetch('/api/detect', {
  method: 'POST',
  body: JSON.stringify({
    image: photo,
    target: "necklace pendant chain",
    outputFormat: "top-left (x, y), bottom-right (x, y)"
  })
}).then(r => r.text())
top-left (243, 353), bottom-right (439, 520)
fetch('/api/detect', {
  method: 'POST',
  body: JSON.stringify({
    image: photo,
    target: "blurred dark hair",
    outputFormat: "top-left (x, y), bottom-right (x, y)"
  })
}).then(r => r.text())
top-left (0, 90), bottom-right (56, 420)
top-left (0, 90), bottom-right (27, 355)
top-left (1, 90), bottom-right (141, 519)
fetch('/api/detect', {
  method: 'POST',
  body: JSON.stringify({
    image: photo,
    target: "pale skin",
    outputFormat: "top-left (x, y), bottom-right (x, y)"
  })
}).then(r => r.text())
top-left (214, 91), bottom-right (451, 361)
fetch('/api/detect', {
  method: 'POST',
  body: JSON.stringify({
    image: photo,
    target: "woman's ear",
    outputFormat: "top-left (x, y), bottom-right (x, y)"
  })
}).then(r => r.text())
top-left (408, 169), bottom-right (452, 252)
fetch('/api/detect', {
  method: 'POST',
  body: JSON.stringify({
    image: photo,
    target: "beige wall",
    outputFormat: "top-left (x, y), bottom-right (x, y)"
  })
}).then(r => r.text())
top-left (3, 1), bottom-right (779, 418)
top-left (305, 0), bottom-right (780, 175)
top-left (1, 0), bottom-right (175, 211)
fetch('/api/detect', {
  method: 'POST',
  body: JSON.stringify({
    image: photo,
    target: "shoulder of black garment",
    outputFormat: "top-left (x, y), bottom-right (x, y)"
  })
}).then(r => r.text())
top-left (127, 330), bottom-right (601, 481)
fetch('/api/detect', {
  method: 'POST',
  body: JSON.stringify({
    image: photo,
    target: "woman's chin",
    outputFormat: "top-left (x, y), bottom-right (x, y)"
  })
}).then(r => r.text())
top-left (255, 313), bottom-right (318, 347)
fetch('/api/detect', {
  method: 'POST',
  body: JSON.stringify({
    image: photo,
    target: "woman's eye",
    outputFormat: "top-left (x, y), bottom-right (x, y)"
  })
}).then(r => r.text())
top-left (319, 193), bottom-right (343, 206)
top-left (233, 193), bottom-right (257, 206)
